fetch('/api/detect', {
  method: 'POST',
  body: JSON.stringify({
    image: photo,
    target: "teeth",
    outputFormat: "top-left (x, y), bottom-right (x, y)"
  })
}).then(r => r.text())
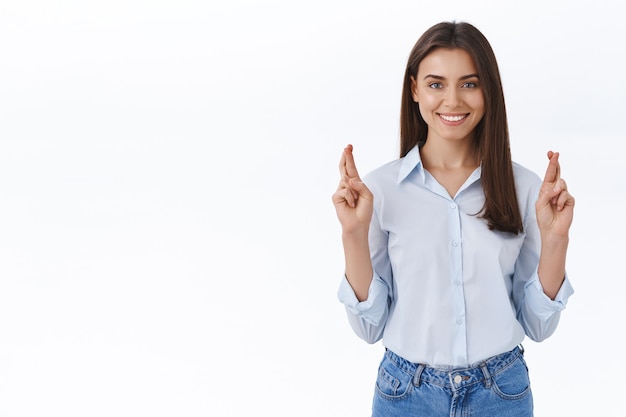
top-left (440, 114), bottom-right (466, 122)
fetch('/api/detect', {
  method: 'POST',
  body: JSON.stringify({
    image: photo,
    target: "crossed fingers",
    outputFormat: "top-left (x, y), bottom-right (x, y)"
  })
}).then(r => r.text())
top-left (337, 144), bottom-right (361, 207)
top-left (541, 151), bottom-right (573, 211)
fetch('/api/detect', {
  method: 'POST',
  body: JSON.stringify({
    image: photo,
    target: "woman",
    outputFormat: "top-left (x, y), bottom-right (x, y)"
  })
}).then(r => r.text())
top-left (332, 21), bottom-right (574, 416)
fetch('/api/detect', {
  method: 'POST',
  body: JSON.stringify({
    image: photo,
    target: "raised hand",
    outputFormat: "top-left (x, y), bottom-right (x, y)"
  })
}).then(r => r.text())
top-left (535, 151), bottom-right (575, 239)
top-left (332, 144), bottom-right (374, 234)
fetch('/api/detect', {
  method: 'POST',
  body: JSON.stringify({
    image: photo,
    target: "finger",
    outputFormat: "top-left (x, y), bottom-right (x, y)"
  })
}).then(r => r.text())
top-left (338, 147), bottom-right (347, 178)
top-left (555, 190), bottom-right (574, 211)
top-left (543, 178), bottom-right (567, 204)
top-left (336, 176), bottom-right (359, 204)
top-left (553, 178), bottom-right (567, 193)
top-left (542, 151), bottom-right (560, 184)
top-left (343, 144), bottom-right (361, 180)
top-left (333, 186), bottom-right (356, 208)
top-left (347, 182), bottom-right (359, 204)
top-left (344, 187), bottom-right (356, 208)
top-left (348, 178), bottom-right (373, 201)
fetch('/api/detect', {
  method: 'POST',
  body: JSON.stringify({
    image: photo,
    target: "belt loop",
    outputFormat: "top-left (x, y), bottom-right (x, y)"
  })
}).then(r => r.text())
top-left (480, 362), bottom-right (492, 388)
top-left (519, 344), bottom-right (525, 354)
top-left (413, 364), bottom-right (425, 387)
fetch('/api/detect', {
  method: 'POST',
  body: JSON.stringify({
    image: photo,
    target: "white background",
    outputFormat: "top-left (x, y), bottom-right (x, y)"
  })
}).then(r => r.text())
top-left (0, 1), bottom-right (623, 416)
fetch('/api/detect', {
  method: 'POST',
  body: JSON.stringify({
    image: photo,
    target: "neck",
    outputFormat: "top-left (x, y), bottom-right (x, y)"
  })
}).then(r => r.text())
top-left (420, 139), bottom-right (478, 171)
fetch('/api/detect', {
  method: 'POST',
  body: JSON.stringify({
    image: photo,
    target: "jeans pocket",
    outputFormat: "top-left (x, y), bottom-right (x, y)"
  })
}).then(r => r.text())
top-left (375, 356), bottom-right (413, 400)
top-left (490, 356), bottom-right (532, 401)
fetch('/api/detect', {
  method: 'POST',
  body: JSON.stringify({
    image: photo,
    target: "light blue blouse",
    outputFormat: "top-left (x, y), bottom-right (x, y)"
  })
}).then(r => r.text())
top-left (338, 145), bottom-right (574, 367)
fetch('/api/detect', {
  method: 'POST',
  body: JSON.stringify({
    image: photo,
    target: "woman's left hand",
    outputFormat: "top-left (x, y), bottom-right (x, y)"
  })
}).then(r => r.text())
top-left (536, 151), bottom-right (575, 239)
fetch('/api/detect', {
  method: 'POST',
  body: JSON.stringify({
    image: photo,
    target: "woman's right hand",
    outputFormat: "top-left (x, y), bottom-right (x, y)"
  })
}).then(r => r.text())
top-left (332, 144), bottom-right (374, 234)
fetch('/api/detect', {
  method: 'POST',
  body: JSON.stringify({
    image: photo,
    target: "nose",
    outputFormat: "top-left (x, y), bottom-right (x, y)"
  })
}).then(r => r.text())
top-left (444, 88), bottom-right (462, 108)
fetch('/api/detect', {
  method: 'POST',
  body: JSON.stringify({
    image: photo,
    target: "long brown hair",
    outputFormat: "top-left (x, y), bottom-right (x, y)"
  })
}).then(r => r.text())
top-left (400, 21), bottom-right (523, 234)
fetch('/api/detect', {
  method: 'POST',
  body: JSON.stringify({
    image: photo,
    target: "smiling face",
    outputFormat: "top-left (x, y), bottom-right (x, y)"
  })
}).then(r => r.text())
top-left (410, 48), bottom-right (485, 145)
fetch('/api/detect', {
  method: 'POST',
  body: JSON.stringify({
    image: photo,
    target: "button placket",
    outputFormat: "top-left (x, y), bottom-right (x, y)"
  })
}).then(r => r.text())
top-left (449, 199), bottom-right (467, 366)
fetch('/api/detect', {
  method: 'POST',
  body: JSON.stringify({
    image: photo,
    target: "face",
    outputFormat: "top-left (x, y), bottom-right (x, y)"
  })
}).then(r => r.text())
top-left (411, 48), bottom-right (485, 144)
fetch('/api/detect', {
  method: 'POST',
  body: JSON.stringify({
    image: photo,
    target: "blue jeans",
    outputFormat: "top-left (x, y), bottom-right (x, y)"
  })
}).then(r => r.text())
top-left (372, 346), bottom-right (533, 417)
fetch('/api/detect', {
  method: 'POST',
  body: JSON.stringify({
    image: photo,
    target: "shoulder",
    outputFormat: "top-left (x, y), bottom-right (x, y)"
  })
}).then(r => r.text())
top-left (362, 158), bottom-right (404, 191)
top-left (512, 162), bottom-right (542, 212)
top-left (512, 161), bottom-right (542, 189)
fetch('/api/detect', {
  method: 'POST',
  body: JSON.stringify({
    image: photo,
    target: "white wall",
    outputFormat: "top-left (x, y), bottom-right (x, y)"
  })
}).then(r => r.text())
top-left (0, 1), bottom-right (622, 416)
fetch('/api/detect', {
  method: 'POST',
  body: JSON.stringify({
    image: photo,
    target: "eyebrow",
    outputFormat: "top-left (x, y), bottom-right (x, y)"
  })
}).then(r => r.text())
top-left (423, 73), bottom-right (479, 80)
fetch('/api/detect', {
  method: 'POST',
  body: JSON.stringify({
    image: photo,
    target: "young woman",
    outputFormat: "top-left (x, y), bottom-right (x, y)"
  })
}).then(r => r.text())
top-left (332, 21), bottom-right (574, 416)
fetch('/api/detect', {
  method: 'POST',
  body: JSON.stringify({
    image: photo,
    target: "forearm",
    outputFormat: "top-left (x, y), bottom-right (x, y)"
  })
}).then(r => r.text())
top-left (537, 236), bottom-right (569, 299)
top-left (342, 230), bottom-right (374, 302)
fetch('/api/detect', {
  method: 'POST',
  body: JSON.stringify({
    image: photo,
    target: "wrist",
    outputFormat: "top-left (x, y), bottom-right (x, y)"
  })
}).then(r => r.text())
top-left (540, 233), bottom-right (569, 249)
top-left (342, 227), bottom-right (369, 242)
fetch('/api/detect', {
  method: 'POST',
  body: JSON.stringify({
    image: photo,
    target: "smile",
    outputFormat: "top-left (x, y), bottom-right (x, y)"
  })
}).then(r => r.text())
top-left (438, 114), bottom-right (468, 122)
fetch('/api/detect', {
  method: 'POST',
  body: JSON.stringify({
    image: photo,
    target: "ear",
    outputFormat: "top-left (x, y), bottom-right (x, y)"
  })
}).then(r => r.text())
top-left (410, 76), bottom-right (419, 103)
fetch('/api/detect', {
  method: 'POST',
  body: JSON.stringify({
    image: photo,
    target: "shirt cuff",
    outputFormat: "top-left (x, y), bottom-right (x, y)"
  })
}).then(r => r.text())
top-left (337, 273), bottom-right (389, 326)
top-left (524, 272), bottom-right (574, 318)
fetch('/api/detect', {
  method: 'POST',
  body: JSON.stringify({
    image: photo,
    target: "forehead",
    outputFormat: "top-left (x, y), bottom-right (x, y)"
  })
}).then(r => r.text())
top-left (417, 48), bottom-right (477, 77)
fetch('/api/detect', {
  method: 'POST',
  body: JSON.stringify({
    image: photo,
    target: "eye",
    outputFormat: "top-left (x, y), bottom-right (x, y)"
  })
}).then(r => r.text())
top-left (428, 82), bottom-right (443, 89)
top-left (462, 81), bottom-right (478, 88)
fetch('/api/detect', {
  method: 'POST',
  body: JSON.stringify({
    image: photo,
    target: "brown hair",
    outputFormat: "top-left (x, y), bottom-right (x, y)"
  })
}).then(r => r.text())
top-left (400, 21), bottom-right (523, 234)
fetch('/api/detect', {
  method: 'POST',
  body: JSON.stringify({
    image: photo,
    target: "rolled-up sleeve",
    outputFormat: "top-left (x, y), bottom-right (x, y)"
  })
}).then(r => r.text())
top-left (337, 272), bottom-right (389, 326)
top-left (337, 272), bottom-right (390, 344)
top-left (521, 272), bottom-right (574, 341)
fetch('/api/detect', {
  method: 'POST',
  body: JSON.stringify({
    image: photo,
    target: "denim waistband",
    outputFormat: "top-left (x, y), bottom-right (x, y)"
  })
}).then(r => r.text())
top-left (384, 345), bottom-right (524, 389)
